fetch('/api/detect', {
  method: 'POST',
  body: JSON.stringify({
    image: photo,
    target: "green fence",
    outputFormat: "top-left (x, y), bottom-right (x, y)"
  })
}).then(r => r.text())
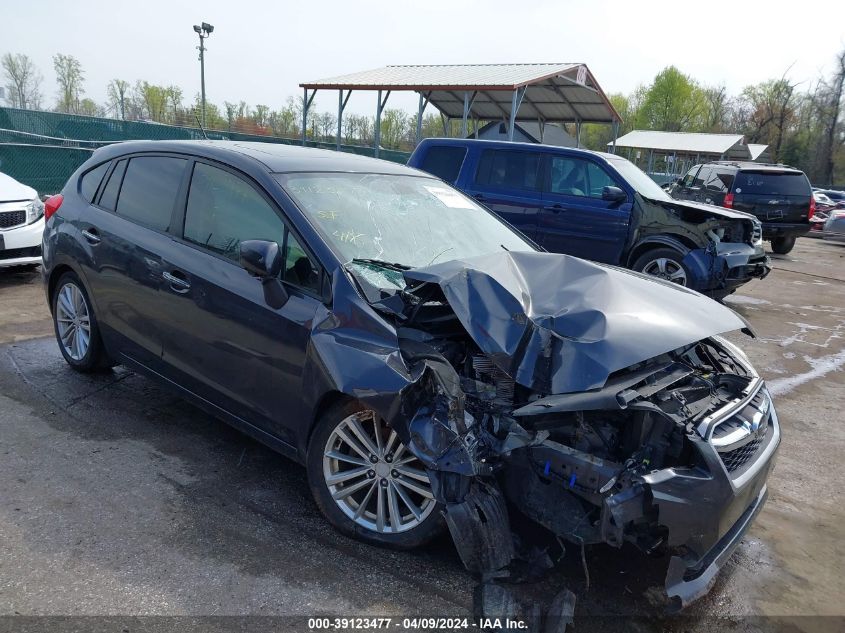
top-left (0, 107), bottom-right (412, 196)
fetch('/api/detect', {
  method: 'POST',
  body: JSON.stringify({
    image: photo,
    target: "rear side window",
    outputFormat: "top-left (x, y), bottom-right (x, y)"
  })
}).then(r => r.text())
top-left (419, 146), bottom-right (466, 183)
top-left (735, 171), bottom-right (810, 196)
top-left (475, 149), bottom-right (541, 191)
top-left (98, 159), bottom-right (127, 211)
top-left (184, 162), bottom-right (285, 261)
top-left (703, 168), bottom-right (735, 192)
top-left (79, 162), bottom-right (109, 202)
top-left (116, 156), bottom-right (187, 231)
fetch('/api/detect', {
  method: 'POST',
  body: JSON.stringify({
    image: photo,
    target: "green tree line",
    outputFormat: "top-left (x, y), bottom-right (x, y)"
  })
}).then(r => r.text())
top-left (3, 50), bottom-right (844, 184)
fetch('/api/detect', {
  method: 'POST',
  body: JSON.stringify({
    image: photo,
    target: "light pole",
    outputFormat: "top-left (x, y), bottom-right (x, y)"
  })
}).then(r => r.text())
top-left (193, 22), bottom-right (214, 129)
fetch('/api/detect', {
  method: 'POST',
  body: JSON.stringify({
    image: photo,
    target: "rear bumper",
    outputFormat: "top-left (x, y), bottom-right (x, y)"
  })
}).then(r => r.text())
top-left (762, 222), bottom-right (809, 239)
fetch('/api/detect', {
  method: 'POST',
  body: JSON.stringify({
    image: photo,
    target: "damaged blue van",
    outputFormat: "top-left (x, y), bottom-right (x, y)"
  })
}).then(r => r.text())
top-left (408, 139), bottom-right (770, 300)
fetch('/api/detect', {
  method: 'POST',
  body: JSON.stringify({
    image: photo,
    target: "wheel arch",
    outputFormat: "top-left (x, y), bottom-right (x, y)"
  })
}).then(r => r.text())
top-left (626, 234), bottom-right (697, 267)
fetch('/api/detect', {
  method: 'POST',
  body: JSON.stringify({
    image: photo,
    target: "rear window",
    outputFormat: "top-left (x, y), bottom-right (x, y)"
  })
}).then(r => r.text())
top-left (735, 171), bottom-right (809, 196)
top-left (115, 156), bottom-right (187, 231)
top-left (79, 162), bottom-right (109, 202)
top-left (419, 146), bottom-right (466, 183)
top-left (475, 149), bottom-right (541, 191)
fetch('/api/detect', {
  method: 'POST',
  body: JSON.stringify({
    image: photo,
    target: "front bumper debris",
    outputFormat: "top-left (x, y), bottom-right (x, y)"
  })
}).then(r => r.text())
top-left (682, 242), bottom-right (770, 294)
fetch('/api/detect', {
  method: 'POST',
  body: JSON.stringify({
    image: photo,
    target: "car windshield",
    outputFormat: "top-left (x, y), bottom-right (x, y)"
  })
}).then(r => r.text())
top-left (276, 173), bottom-right (534, 271)
top-left (606, 157), bottom-right (672, 202)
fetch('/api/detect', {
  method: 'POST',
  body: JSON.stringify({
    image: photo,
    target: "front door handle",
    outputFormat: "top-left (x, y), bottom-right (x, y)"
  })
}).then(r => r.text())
top-left (81, 228), bottom-right (101, 244)
top-left (162, 270), bottom-right (191, 293)
top-left (474, 194), bottom-right (486, 201)
top-left (543, 204), bottom-right (564, 213)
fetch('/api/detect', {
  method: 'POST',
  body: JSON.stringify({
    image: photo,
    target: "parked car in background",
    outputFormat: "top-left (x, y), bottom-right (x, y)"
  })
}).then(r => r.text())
top-left (669, 161), bottom-right (813, 255)
top-left (823, 208), bottom-right (845, 243)
top-left (814, 188), bottom-right (845, 208)
top-left (408, 138), bottom-right (769, 300)
top-left (42, 140), bottom-right (780, 609)
top-left (0, 171), bottom-right (44, 269)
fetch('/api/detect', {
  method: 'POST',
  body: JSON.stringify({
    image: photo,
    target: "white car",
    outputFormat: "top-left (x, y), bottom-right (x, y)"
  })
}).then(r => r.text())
top-left (0, 171), bottom-right (44, 269)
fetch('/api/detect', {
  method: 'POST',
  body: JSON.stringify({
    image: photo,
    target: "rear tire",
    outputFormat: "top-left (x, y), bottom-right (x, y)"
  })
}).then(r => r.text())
top-left (51, 272), bottom-right (114, 372)
top-left (306, 399), bottom-right (443, 549)
top-left (770, 236), bottom-right (796, 254)
top-left (632, 248), bottom-right (689, 287)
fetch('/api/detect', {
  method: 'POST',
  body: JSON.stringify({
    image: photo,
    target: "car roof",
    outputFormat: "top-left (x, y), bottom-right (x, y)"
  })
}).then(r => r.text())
top-left (704, 160), bottom-right (804, 174)
top-left (89, 140), bottom-right (427, 176)
top-left (417, 137), bottom-right (619, 161)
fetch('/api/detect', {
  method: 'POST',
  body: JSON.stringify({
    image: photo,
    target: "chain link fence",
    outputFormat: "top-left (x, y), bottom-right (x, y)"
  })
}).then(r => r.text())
top-left (0, 107), bottom-right (412, 196)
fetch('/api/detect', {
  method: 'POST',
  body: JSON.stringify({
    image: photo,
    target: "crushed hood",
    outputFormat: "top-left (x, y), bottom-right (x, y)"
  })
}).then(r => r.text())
top-left (654, 196), bottom-right (757, 223)
top-left (403, 251), bottom-right (750, 394)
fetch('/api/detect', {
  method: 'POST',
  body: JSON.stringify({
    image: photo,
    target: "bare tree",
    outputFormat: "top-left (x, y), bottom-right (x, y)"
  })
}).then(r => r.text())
top-left (819, 47), bottom-right (845, 185)
top-left (53, 53), bottom-right (85, 113)
top-left (107, 79), bottom-right (130, 119)
top-left (1, 53), bottom-right (42, 109)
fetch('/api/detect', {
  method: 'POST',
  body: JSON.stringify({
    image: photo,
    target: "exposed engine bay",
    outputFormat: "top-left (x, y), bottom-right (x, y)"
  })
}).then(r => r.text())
top-left (340, 251), bottom-right (780, 615)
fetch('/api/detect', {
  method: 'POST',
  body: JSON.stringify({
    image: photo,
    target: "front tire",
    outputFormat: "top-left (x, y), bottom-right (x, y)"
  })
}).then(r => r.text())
top-left (51, 272), bottom-right (113, 372)
top-left (306, 399), bottom-right (443, 549)
top-left (770, 235), bottom-right (796, 254)
top-left (632, 248), bottom-right (689, 286)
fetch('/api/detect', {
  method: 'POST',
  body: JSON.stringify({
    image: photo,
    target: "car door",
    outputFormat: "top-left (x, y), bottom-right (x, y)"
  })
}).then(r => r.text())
top-left (461, 147), bottom-right (543, 240)
top-left (536, 154), bottom-right (631, 264)
top-left (80, 154), bottom-right (189, 371)
top-left (155, 160), bottom-right (325, 446)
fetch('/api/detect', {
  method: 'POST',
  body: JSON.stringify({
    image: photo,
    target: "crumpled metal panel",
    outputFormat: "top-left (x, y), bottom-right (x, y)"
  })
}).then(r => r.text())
top-left (403, 251), bottom-right (749, 394)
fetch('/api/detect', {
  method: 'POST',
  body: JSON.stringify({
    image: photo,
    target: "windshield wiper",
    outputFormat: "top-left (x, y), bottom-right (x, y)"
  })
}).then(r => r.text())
top-left (350, 258), bottom-right (411, 271)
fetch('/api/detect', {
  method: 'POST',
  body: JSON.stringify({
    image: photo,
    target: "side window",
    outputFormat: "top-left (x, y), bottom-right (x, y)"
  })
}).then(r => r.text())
top-left (184, 162), bottom-right (284, 261)
top-left (692, 166), bottom-right (711, 188)
top-left (79, 162), bottom-right (109, 203)
top-left (283, 231), bottom-right (321, 293)
top-left (475, 149), bottom-right (541, 191)
top-left (549, 156), bottom-right (590, 197)
top-left (116, 156), bottom-right (187, 230)
top-left (585, 162), bottom-right (620, 198)
top-left (681, 165), bottom-right (700, 188)
top-left (98, 159), bottom-right (127, 211)
top-left (420, 146), bottom-right (467, 183)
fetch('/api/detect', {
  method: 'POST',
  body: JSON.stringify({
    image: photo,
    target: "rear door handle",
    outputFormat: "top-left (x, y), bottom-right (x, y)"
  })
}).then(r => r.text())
top-left (81, 228), bottom-right (101, 244)
top-left (474, 194), bottom-right (486, 201)
top-left (162, 270), bottom-right (191, 293)
top-left (543, 204), bottom-right (564, 213)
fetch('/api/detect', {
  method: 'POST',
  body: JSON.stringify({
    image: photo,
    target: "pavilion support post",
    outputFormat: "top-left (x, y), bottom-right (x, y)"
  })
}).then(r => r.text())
top-left (647, 149), bottom-right (654, 173)
top-left (507, 87), bottom-right (526, 141)
top-left (336, 89), bottom-right (352, 151)
top-left (611, 119), bottom-right (619, 154)
top-left (575, 119), bottom-right (582, 148)
top-left (441, 114), bottom-right (448, 137)
top-left (460, 91), bottom-right (477, 138)
top-left (301, 88), bottom-right (317, 146)
top-left (374, 89), bottom-right (390, 158)
top-left (415, 91), bottom-right (431, 145)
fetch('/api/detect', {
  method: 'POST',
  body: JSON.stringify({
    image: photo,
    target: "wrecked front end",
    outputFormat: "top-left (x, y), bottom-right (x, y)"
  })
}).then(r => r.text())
top-left (343, 251), bottom-right (780, 610)
top-left (636, 196), bottom-right (771, 296)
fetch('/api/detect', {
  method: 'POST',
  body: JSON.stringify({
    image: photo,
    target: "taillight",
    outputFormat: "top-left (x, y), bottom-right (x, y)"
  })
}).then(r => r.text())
top-left (44, 194), bottom-right (63, 221)
top-left (723, 193), bottom-right (734, 208)
top-left (809, 195), bottom-right (816, 217)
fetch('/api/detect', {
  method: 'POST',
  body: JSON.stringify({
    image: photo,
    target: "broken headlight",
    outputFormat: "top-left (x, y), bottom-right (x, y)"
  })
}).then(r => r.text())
top-left (751, 219), bottom-right (763, 247)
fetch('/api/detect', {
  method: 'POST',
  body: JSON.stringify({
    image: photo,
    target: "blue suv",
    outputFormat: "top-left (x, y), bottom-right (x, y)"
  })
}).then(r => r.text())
top-left (409, 139), bottom-right (770, 299)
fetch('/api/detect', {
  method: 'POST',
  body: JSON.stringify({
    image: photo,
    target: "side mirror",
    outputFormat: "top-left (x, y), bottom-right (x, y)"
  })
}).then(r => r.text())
top-left (239, 239), bottom-right (288, 309)
top-left (601, 186), bottom-right (627, 203)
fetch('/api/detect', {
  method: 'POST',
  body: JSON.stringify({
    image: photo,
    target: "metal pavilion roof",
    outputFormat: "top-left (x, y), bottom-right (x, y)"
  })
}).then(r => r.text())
top-left (300, 63), bottom-right (622, 124)
top-left (610, 130), bottom-right (748, 155)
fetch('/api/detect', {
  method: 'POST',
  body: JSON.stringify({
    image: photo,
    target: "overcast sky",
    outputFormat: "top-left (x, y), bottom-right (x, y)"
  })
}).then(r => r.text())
top-left (3, 0), bottom-right (845, 117)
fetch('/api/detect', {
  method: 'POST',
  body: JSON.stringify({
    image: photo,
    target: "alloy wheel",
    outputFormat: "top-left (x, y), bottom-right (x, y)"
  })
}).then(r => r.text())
top-left (642, 257), bottom-right (688, 285)
top-left (323, 411), bottom-right (436, 534)
top-left (55, 283), bottom-right (91, 361)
